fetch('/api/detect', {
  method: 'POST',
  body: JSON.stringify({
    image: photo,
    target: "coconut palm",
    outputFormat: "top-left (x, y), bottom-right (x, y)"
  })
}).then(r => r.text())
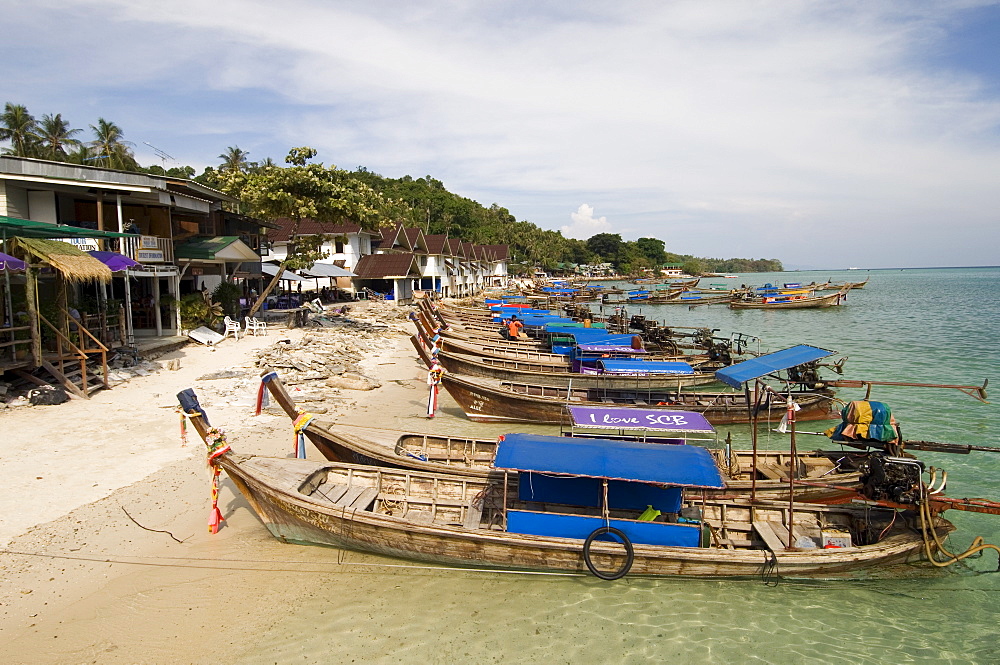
top-left (0, 103), bottom-right (40, 157)
top-left (89, 117), bottom-right (139, 170)
top-left (218, 145), bottom-right (249, 173)
top-left (36, 113), bottom-right (82, 160)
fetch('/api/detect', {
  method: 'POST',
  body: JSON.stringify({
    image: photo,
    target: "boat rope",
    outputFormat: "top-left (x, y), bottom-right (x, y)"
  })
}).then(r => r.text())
top-left (0, 548), bottom-right (587, 577)
top-left (918, 498), bottom-right (1000, 570)
top-left (759, 549), bottom-right (779, 587)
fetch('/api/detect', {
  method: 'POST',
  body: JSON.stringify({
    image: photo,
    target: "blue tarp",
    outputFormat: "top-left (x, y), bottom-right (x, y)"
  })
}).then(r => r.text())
top-left (595, 359), bottom-right (695, 375)
top-left (714, 344), bottom-right (835, 389)
top-left (493, 433), bottom-right (725, 488)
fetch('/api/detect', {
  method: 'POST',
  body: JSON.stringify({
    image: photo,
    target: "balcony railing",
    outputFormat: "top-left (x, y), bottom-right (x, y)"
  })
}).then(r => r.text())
top-left (122, 235), bottom-right (174, 264)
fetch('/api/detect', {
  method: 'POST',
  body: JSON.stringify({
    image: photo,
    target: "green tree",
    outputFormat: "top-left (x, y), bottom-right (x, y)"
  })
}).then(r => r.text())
top-left (635, 237), bottom-right (666, 266)
top-left (214, 146), bottom-right (393, 315)
top-left (0, 103), bottom-right (39, 157)
top-left (218, 145), bottom-right (250, 173)
top-left (586, 233), bottom-right (624, 262)
top-left (682, 259), bottom-right (705, 276)
top-left (35, 113), bottom-right (81, 160)
top-left (89, 118), bottom-right (139, 170)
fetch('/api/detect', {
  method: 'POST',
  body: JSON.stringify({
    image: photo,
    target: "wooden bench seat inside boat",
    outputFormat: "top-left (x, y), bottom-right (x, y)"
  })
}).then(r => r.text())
top-left (314, 483), bottom-right (379, 511)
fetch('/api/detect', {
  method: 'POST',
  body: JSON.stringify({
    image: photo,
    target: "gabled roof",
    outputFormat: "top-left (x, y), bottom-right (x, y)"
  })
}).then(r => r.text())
top-left (423, 234), bottom-right (449, 254)
top-left (482, 244), bottom-right (509, 260)
top-left (353, 252), bottom-right (421, 279)
top-left (447, 238), bottom-right (465, 257)
top-left (267, 218), bottom-right (365, 242)
top-left (402, 227), bottom-right (426, 252)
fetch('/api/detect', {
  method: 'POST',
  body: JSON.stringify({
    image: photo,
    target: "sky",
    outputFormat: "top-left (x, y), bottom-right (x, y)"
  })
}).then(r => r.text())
top-left (3, 0), bottom-right (1000, 269)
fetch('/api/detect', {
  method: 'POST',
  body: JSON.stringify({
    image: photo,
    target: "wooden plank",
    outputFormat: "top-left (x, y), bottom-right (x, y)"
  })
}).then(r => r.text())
top-left (349, 487), bottom-right (379, 511)
top-left (753, 521), bottom-right (787, 551)
top-left (334, 485), bottom-right (367, 507)
top-left (318, 484), bottom-right (350, 503)
top-left (463, 500), bottom-right (484, 530)
top-left (757, 463), bottom-right (786, 481)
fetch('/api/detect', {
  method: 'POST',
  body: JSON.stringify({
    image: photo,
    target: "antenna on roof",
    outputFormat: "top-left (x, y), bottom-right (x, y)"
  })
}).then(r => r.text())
top-left (143, 141), bottom-right (175, 169)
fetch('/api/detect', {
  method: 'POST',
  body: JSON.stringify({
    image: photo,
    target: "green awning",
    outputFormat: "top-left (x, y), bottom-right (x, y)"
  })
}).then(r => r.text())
top-left (174, 236), bottom-right (260, 261)
top-left (0, 215), bottom-right (131, 239)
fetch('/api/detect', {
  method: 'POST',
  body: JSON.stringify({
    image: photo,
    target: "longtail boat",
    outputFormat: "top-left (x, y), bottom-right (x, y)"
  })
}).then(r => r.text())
top-left (439, 372), bottom-right (838, 425)
top-left (730, 289), bottom-right (848, 310)
top-left (255, 372), bottom-right (869, 495)
top-left (185, 399), bottom-right (962, 580)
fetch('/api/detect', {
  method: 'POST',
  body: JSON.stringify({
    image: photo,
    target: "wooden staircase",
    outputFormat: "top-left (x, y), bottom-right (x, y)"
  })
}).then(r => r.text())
top-left (26, 310), bottom-right (111, 399)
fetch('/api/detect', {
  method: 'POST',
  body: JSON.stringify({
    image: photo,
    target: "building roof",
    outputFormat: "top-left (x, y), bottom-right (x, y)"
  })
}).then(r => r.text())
top-left (482, 244), bottom-right (510, 260)
top-left (267, 218), bottom-right (365, 242)
top-left (353, 252), bottom-right (421, 279)
top-left (10, 237), bottom-right (112, 283)
top-left (423, 234), bottom-right (449, 254)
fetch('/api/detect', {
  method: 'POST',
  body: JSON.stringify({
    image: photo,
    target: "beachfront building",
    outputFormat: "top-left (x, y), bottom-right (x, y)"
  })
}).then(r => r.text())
top-left (263, 218), bottom-right (375, 299)
top-left (0, 156), bottom-right (274, 340)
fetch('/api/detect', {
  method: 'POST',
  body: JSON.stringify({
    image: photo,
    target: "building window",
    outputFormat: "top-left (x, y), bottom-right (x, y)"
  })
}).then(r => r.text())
top-left (335, 239), bottom-right (345, 253)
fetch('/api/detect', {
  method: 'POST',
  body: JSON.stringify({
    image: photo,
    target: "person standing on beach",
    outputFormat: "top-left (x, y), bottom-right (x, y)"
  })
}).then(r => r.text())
top-left (426, 359), bottom-right (446, 418)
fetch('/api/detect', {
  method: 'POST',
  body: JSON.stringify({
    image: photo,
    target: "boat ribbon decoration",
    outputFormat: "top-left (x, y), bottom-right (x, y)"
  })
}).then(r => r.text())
top-left (255, 371), bottom-right (278, 415)
top-left (204, 427), bottom-right (231, 534)
top-left (293, 410), bottom-right (317, 459)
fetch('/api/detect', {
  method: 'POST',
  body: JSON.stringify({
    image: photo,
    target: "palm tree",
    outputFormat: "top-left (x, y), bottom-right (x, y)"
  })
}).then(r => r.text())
top-left (89, 117), bottom-right (138, 170)
top-left (0, 103), bottom-right (39, 157)
top-left (218, 145), bottom-right (249, 173)
top-left (36, 113), bottom-right (81, 160)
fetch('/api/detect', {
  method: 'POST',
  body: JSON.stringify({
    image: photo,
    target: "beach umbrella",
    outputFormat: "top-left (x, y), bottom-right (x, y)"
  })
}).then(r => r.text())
top-left (0, 251), bottom-right (26, 272)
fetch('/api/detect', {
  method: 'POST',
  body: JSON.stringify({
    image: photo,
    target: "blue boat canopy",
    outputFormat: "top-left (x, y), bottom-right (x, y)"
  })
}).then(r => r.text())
top-left (595, 359), bottom-right (694, 375)
top-left (714, 344), bottom-right (835, 388)
top-left (493, 433), bottom-right (725, 488)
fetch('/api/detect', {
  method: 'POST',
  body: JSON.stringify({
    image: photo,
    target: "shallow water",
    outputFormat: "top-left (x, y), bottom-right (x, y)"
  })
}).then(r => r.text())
top-left (241, 268), bottom-right (1000, 664)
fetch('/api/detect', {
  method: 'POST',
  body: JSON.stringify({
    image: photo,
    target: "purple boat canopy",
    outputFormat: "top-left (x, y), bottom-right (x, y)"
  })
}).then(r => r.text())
top-left (87, 251), bottom-right (142, 272)
top-left (569, 406), bottom-right (716, 433)
top-left (0, 251), bottom-right (26, 272)
top-left (576, 344), bottom-right (647, 354)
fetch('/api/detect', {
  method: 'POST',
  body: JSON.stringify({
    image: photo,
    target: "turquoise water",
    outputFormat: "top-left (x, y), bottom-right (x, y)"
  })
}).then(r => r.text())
top-left (240, 268), bottom-right (1000, 664)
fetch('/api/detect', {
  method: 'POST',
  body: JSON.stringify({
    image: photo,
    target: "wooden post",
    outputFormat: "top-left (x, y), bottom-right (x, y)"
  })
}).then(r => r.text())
top-left (787, 395), bottom-right (797, 549)
top-left (24, 265), bottom-right (41, 367)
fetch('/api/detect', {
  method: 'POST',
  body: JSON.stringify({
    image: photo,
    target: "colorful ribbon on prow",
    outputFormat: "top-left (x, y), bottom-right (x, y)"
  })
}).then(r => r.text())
top-left (292, 410), bottom-right (316, 459)
top-left (205, 427), bottom-right (232, 534)
top-left (256, 371), bottom-right (278, 415)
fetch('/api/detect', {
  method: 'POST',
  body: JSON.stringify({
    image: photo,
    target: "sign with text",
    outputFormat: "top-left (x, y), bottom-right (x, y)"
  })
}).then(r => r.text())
top-left (568, 406), bottom-right (715, 433)
top-left (137, 249), bottom-right (164, 262)
top-left (140, 236), bottom-right (160, 249)
top-left (61, 237), bottom-right (99, 252)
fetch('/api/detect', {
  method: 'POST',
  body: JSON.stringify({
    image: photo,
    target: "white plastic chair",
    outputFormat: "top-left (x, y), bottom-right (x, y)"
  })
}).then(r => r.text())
top-left (245, 316), bottom-right (268, 336)
top-left (223, 316), bottom-right (241, 340)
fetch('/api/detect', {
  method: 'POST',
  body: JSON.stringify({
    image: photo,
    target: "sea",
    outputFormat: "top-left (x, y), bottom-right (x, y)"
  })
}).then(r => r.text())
top-left (243, 267), bottom-right (1000, 664)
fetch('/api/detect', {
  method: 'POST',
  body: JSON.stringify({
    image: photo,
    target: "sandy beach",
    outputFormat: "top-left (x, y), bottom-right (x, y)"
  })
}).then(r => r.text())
top-left (0, 301), bottom-right (436, 664)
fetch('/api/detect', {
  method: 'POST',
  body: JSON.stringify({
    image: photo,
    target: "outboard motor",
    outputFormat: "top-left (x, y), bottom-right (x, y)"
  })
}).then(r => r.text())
top-left (859, 453), bottom-right (924, 504)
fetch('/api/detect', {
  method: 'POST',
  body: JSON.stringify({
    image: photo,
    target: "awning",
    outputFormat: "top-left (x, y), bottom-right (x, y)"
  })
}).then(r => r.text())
top-left (175, 236), bottom-right (260, 261)
top-left (0, 251), bottom-right (26, 272)
top-left (568, 407), bottom-right (715, 433)
top-left (493, 433), bottom-right (725, 488)
top-left (262, 263), bottom-right (306, 282)
top-left (299, 262), bottom-right (356, 278)
top-left (0, 215), bottom-right (130, 239)
top-left (715, 344), bottom-right (835, 389)
top-left (88, 250), bottom-right (142, 272)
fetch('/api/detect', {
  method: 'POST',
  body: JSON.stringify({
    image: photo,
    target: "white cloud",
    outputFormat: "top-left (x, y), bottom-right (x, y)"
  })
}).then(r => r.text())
top-left (4, 0), bottom-right (1000, 266)
top-left (560, 204), bottom-right (612, 240)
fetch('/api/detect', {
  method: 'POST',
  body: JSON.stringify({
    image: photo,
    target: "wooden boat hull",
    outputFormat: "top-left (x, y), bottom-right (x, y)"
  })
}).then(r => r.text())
top-left (218, 454), bottom-right (948, 579)
top-left (730, 290), bottom-right (847, 310)
top-left (259, 374), bottom-right (864, 495)
top-left (440, 373), bottom-right (839, 425)
top-left (412, 337), bottom-right (722, 390)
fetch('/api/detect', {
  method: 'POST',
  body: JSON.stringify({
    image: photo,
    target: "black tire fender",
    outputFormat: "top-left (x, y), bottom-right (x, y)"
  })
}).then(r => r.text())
top-left (583, 526), bottom-right (634, 580)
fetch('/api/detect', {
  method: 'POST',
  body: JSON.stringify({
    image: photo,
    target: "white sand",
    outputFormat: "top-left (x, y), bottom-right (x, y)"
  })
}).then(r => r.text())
top-left (0, 307), bottom-right (437, 663)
